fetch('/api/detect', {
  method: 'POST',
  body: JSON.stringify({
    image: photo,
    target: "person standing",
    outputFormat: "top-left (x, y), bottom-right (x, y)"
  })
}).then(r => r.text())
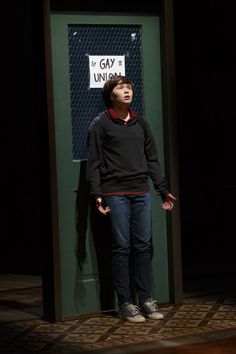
top-left (86, 75), bottom-right (176, 322)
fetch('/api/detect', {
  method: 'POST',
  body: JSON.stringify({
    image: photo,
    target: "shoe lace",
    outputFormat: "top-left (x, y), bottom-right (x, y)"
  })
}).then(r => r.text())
top-left (124, 304), bottom-right (141, 316)
top-left (144, 298), bottom-right (158, 312)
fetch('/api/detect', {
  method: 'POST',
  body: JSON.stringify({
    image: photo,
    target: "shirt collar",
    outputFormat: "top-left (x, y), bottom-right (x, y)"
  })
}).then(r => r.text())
top-left (107, 108), bottom-right (137, 121)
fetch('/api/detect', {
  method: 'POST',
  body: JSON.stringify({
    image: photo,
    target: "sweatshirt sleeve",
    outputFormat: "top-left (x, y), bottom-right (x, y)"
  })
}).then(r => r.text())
top-left (86, 118), bottom-right (103, 198)
top-left (141, 117), bottom-right (169, 199)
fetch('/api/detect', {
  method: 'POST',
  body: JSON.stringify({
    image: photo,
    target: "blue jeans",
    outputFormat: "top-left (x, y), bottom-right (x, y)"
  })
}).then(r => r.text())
top-left (104, 193), bottom-right (153, 307)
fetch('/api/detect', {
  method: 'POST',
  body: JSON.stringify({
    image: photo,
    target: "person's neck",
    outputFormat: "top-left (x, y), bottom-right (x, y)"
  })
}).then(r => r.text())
top-left (112, 104), bottom-right (130, 121)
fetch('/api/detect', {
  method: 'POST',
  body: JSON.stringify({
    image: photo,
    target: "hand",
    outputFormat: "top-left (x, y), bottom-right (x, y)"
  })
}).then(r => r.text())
top-left (161, 193), bottom-right (176, 211)
top-left (96, 197), bottom-right (111, 215)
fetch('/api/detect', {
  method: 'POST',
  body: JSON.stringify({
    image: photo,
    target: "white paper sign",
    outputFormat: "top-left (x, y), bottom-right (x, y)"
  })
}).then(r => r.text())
top-left (89, 55), bottom-right (125, 88)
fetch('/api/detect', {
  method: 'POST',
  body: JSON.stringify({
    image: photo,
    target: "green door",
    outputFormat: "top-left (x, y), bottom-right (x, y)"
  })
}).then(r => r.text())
top-left (50, 13), bottom-right (169, 317)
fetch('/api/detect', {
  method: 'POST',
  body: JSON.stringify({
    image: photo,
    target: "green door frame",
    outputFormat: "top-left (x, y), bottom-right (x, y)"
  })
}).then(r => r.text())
top-left (42, 0), bottom-right (182, 322)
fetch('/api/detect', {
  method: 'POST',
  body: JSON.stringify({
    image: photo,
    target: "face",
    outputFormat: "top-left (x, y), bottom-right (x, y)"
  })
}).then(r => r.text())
top-left (110, 82), bottom-right (133, 106)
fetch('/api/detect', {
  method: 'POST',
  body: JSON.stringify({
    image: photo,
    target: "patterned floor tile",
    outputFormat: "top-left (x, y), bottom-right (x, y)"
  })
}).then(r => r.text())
top-left (0, 277), bottom-right (236, 353)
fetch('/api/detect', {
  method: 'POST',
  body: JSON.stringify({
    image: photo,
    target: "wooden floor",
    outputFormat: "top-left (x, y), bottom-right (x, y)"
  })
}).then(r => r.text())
top-left (0, 274), bottom-right (236, 354)
top-left (140, 337), bottom-right (236, 354)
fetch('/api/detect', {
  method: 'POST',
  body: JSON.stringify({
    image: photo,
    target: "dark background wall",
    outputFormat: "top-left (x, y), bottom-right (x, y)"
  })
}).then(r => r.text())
top-left (173, 0), bottom-right (235, 290)
top-left (5, 1), bottom-right (50, 275)
top-left (4, 1), bottom-right (235, 292)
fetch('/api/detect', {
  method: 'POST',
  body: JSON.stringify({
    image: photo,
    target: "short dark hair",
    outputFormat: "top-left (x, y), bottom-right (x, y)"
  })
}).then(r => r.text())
top-left (102, 75), bottom-right (135, 107)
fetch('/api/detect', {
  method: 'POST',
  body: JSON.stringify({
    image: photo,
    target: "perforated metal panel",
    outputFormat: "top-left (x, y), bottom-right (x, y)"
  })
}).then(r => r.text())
top-left (68, 25), bottom-right (144, 160)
